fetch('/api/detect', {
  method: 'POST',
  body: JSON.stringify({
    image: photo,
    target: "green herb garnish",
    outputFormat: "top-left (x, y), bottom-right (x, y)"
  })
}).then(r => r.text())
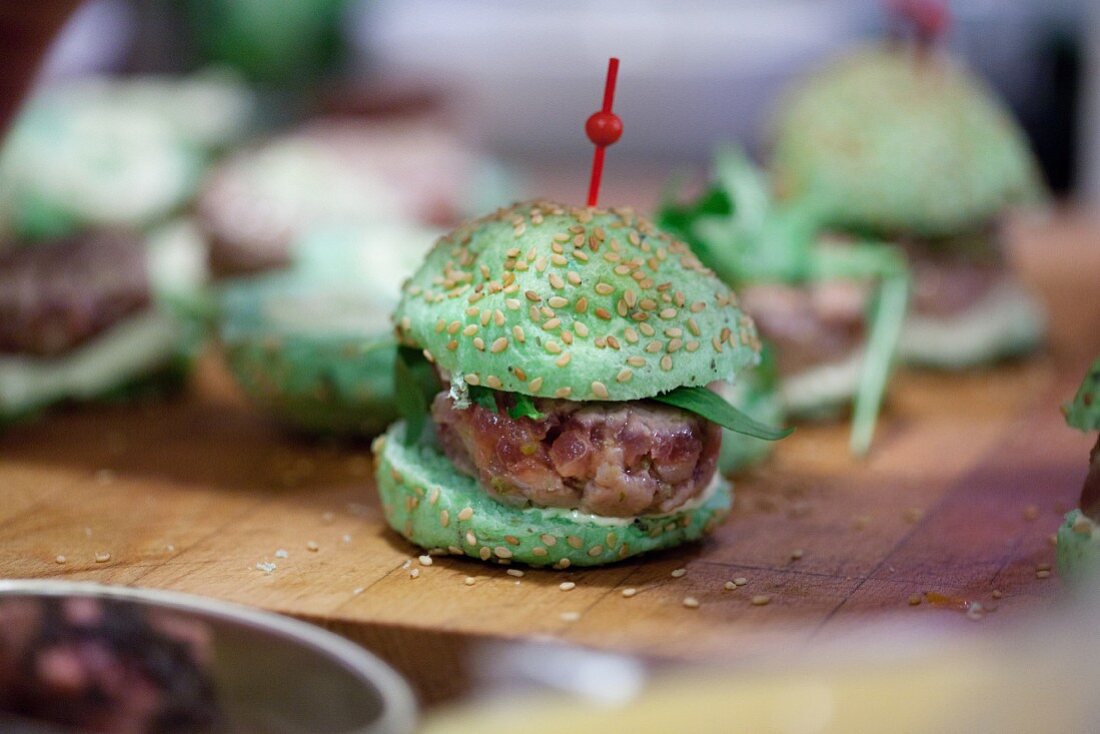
top-left (652, 386), bottom-right (793, 441)
top-left (508, 392), bottom-right (545, 421)
top-left (393, 347), bottom-right (440, 445)
top-left (469, 385), bottom-right (499, 413)
top-left (466, 386), bottom-right (544, 420)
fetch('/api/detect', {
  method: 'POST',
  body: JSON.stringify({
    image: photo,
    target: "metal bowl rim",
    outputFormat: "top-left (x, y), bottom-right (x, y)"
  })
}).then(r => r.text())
top-left (0, 579), bottom-right (417, 734)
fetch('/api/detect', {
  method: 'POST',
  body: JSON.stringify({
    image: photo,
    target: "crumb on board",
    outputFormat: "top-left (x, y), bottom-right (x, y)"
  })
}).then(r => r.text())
top-left (682, 597), bottom-right (700, 609)
top-left (306, 541), bottom-right (319, 552)
top-left (671, 568), bottom-right (687, 578)
top-left (724, 581), bottom-right (736, 590)
top-left (409, 568), bottom-right (421, 579)
top-left (94, 552), bottom-right (111, 563)
top-left (908, 594), bottom-right (922, 606)
top-left (621, 588), bottom-right (637, 598)
top-left (751, 595), bottom-right (771, 606)
top-left (903, 508), bottom-right (925, 523)
top-left (507, 569), bottom-right (525, 578)
top-left (790, 549), bottom-right (804, 560)
top-left (559, 581), bottom-right (576, 591)
top-left (464, 577), bottom-right (476, 586)
top-left (733, 577), bottom-right (748, 586)
top-left (55, 555), bottom-right (66, 564)
top-left (1036, 570), bottom-right (1051, 579)
top-left (418, 554), bottom-right (433, 566)
top-left (560, 611), bottom-right (581, 622)
top-left (274, 549), bottom-right (288, 559)
top-left (992, 589), bottom-right (1003, 599)
top-left (353, 587), bottom-right (365, 595)
top-left (256, 562), bottom-right (276, 574)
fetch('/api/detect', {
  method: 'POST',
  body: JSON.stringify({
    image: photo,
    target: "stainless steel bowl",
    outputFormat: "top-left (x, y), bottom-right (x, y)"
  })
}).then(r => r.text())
top-left (0, 580), bottom-right (416, 734)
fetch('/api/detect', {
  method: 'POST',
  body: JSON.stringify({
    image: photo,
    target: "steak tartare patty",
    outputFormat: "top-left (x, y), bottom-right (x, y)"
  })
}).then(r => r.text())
top-left (432, 390), bottom-right (721, 517)
top-left (0, 231), bottom-right (150, 357)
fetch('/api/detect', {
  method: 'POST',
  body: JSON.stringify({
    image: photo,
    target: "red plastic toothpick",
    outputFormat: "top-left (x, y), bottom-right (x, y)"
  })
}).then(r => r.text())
top-left (585, 57), bottom-right (623, 207)
top-left (890, 0), bottom-right (949, 46)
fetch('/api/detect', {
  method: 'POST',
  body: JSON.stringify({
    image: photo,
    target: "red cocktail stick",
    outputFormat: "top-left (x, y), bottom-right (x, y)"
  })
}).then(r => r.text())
top-left (890, 0), bottom-right (950, 45)
top-left (585, 57), bottom-right (623, 207)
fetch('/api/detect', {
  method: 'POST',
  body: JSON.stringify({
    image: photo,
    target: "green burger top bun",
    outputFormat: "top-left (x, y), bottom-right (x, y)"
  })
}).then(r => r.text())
top-left (394, 200), bottom-right (762, 401)
top-left (375, 200), bottom-right (790, 568)
top-left (771, 46), bottom-right (1045, 239)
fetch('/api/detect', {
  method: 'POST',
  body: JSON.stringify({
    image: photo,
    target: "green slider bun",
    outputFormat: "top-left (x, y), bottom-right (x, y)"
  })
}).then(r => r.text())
top-left (771, 47), bottom-right (1045, 238)
top-left (1065, 357), bottom-right (1100, 432)
top-left (0, 89), bottom-right (205, 242)
top-left (219, 222), bottom-right (435, 436)
top-left (394, 200), bottom-right (762, 400)
top-left (1057, 358), bottom-right (1100, 584)
top-left (375, 422), bottom-right (732, 568)
top-left (380, 199), bottom-right (767, 566)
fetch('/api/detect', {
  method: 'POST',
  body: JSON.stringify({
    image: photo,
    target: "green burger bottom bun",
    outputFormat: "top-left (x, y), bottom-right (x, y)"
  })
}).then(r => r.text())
top-left (897, 279), bottom-right (1045, 369)
top-left (373, 422), bottom-right (732, 568)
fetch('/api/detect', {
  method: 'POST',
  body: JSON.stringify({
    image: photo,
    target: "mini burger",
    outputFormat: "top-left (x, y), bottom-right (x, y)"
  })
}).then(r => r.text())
top-left (1057, 357), bottom-right (1100, 584)
top-left (769, 4), bottom-right (1046, 369)
top-left (0, 223), bottom-right (208, 422)
top-left (373, 201), bottom-right (790, 567)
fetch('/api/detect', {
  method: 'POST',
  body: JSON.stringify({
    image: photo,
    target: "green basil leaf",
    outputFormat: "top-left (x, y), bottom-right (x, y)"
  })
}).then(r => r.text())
top-left (508, 392), bottom-right (545, 421)
top-left (469, 385), bottom-right (499, 413)
top-left (393, 347), bottom-right (439, 445)
top-left (652, 385), bottom-right (793, 441)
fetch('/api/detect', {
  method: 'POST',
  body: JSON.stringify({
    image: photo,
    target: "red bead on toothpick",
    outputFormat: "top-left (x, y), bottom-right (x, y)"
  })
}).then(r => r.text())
top-left (890, 0), bottom-right (950, 46)
top-left (585, 57), bottom-right (622, 207)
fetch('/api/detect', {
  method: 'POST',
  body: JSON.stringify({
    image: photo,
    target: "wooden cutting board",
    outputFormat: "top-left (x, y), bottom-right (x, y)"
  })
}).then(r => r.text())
top-left (1, 212), bottom-right (1098, 706)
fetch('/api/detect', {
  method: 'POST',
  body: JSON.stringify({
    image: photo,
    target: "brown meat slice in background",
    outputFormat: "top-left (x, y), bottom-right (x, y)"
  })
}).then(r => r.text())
top-left (0, 231), bottom-right (150, 357)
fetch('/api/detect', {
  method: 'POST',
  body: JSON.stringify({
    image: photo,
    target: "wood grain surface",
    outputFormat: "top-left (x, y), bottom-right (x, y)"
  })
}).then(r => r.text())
top-left (1, 211), bottom-right (1098, 705)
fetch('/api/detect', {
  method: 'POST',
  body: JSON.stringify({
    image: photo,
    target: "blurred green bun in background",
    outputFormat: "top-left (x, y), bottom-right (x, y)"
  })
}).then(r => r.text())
top-left (771, 47), bottom-right (1045, 240)
top-left (218, 222), bottom-right (437, 437)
